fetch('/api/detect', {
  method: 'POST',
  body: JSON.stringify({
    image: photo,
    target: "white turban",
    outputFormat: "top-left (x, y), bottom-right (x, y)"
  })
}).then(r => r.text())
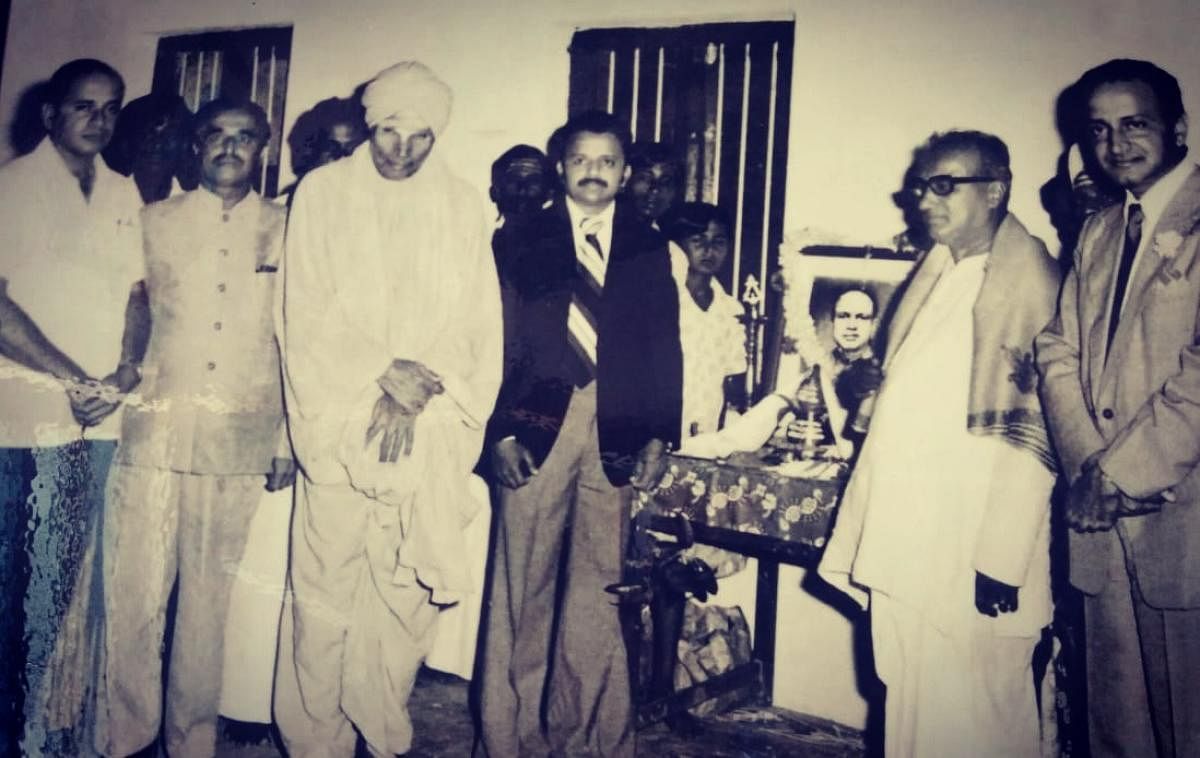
top-left (362, 61), bottom-right (453, 134)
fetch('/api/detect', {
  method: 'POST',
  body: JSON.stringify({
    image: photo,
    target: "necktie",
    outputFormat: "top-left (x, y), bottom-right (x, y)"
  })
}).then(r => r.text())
top-left (567, 218), bottom-right (605, 385)
top-left (1106, 203), bottom-right (1143, 360)
top-left (579, 216), bottom-right (606, 272)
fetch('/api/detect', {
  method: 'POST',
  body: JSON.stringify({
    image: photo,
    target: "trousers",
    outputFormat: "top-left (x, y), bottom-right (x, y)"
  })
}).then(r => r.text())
top-left (101, 464), bottom-right (261, 757)
top-left (480, 383), bottom-right (635, 757)
top-left (1084, 528), bottom-right (1200, 758)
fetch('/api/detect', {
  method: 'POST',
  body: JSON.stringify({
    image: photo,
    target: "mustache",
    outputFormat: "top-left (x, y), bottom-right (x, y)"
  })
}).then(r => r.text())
top-left (578, 178), bottom-right (609, 187)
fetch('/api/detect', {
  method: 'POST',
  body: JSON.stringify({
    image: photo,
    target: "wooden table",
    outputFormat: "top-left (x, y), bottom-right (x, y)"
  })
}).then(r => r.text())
top-left (628, 451), bottom-right (848, 725)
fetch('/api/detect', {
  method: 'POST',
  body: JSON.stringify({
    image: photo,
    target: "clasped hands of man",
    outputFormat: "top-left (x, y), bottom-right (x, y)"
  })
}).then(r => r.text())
top-left (66, 361), bottom-right (296, 492)
top-left (1065, 450), bottom-right (1171, 533)
top-left (64, 361), bottom-right (142, 429)
top-left (367, 358), bottom-right (445, 464)
top-left (492, 432), bottom-right (668, 492)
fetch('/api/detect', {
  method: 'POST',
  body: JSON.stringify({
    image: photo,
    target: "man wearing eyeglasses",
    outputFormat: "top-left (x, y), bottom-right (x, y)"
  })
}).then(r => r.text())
top-left (98, 97), bottom-right (294, 758)
top-left (820, 130), bottom-right (1060, 756)
top-left (1037, 59), bottom-right (1200, 758)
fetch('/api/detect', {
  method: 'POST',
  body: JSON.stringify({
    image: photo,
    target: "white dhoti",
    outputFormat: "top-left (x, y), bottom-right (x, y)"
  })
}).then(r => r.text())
top-left (273, 479), bottom-right (441, 758)
top-left (818, 249), bottom-right (1054, 758)
top-left (871, 592), bottom-right (1041, 758)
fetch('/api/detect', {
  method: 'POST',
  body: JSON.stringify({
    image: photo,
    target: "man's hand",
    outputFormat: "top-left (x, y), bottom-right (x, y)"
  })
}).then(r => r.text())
top-left (630, 438), bottom-right (668, 491)
top-left (109, 363), bottom-right (142, 394)
top-left (65, 378), bottom-right (121, 428)
top-left (975, 571), bottom-right (1019, 617)
top-left (1065, 454), bottom-right (1120, 532)
top-left (365, 392), bottom-right (417, 463)
top-left (492, 437), bottom-right (538, 489)
top-left (265, 457), bottom-right (297, 491)
top-left (1115, 494), bottom-right (1166, 518)
top-left (378, 359), bottom-right (444, 414)
top-left (1111, 484), bottom-right (1172, 518)
top-left (69, 365), bottom-right (141, 429)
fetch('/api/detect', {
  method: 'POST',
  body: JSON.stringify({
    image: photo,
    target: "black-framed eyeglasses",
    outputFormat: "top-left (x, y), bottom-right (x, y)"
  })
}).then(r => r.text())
top-left (904, 175), bottom-right (996, 199)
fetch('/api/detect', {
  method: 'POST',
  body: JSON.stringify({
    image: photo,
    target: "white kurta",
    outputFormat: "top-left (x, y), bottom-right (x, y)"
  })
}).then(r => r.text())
top-left (277, 144), bottom-right (501, 755)
top-left (281, 147), bottom-right (501, 486)
top-left (818, 253), bottom-right (1053, 757)
top-left (282, 144), bottom-right (501, 604)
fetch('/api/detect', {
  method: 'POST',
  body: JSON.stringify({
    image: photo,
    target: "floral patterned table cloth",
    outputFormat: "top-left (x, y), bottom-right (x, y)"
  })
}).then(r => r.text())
top-left (634, 451), bottom-right (849, 552)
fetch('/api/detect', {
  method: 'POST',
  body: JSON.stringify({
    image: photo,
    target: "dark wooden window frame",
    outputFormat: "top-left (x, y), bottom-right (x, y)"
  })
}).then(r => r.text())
top-left (569, 20), bottom-right (794, 398)
top-left (152, 25), bottom-right (292, 197)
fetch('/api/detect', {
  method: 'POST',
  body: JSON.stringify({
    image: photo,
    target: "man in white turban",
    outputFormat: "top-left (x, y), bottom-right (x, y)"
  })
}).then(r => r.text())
top-left (274, 61), bottom-right (502, 757)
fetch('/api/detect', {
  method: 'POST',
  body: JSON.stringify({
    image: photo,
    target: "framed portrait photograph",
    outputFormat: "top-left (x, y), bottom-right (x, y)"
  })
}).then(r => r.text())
top-left (765, 242), bottom-right (919, 459)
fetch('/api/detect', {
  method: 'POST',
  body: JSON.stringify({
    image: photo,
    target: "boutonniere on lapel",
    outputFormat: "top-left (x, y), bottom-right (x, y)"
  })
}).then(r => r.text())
top-left (1152, 230), bottom-right (1185, 285)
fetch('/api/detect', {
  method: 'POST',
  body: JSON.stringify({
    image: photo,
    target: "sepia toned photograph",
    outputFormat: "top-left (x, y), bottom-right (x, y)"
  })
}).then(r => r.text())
top-left (0, 2), bottom-right (1198, 757)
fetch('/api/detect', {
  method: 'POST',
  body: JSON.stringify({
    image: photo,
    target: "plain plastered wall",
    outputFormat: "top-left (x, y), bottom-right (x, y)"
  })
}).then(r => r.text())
top-left (4, 0), bottom-right (1200, 729)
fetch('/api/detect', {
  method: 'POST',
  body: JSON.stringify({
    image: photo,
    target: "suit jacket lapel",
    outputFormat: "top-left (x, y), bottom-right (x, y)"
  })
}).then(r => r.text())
top-left (1103, 167), bottom-right (1200, 383)
top-left (1120, 167), bottom-right (1200, 321)
top-left (1086, 207), bottom-right (1125, 394)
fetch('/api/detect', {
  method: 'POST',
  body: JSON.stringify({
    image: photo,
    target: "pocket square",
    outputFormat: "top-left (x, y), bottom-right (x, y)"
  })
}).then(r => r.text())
top-left (255, 264), bottom-right (278, 273)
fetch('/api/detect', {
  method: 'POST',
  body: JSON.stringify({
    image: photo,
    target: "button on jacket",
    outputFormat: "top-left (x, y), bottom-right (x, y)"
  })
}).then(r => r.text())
top-left (118, 189), bottom-right (287, 475)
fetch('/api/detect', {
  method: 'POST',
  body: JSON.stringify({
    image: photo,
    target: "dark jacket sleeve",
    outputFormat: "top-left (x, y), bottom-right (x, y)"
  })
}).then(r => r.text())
top-left (637, 244), bottom-right (683, 450)
top-left (482, 210), bottom-right (575, 463)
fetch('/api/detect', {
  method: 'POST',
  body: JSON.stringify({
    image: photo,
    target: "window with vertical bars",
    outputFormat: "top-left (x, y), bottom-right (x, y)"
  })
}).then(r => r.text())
top-left (151, 26), bottom-right (293, 197)
top-left (568, 20), bottom-right (794, 397)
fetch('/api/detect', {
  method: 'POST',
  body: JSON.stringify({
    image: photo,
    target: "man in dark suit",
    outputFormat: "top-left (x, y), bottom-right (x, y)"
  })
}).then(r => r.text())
top-left (1037, 59), bottom-right (1200, 757)
top-left (479, 110), bottom-right (682, 758)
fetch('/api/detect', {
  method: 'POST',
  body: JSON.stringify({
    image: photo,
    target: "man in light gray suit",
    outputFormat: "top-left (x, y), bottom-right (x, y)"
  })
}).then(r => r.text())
top-left (1037, 59), bottom-right (1200, 758)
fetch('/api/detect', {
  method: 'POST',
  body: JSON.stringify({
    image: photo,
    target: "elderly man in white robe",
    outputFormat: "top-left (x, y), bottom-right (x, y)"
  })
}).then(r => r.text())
top-left (817, 131), bottom-right (1061, 757)
top-left (274, 61), bottom-right (502, 757)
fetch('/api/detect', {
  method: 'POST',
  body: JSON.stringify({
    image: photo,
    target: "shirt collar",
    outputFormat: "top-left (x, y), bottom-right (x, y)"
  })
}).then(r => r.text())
top-left (564, 195), bottom-right (616, 234)
top-left (1124, 158), bottom-right (1195, 228)
top-left (31, 137), bottom-right (97, 202)
top-left (564, 196), bottom-right (616, 259)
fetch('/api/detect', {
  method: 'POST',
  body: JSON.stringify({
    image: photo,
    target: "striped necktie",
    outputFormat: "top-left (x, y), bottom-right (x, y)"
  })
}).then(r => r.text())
top-left (566, 217), bottom-right (605, 386)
